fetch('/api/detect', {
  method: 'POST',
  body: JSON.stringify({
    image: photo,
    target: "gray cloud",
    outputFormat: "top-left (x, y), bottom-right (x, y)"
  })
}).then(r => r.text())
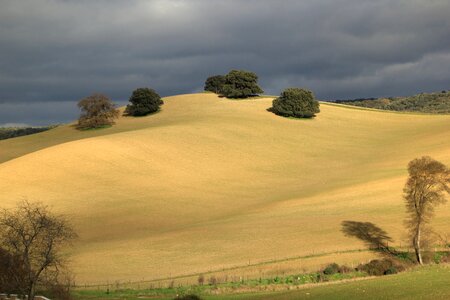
top-left (1, 0), bottom-right (450, 125)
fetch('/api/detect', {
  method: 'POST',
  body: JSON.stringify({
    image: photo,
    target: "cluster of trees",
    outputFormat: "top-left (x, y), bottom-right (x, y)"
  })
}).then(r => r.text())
top-left (204, 70), bottom-right (263, 98)
top-left (205, 70), bottom-right (320, 119)
top-left (335, 90), bottom-right (450, 113)
top-left (77, 88), bottom-right (163, 130)
top-left (0, 201), bottom-right (76, 299)
top-left (342, 156), bottom-right (450, 266)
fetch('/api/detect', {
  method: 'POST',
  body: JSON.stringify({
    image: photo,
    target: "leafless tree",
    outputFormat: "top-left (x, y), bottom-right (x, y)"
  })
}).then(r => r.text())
top-left (403, 156), bottom-right (450, 264)
top-left (0, 200), bottom-right (77, 299)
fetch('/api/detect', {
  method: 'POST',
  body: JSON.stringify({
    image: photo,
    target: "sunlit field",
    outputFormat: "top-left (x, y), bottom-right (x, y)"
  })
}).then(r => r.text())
top-left (1, 93), bottom-right (449, 285)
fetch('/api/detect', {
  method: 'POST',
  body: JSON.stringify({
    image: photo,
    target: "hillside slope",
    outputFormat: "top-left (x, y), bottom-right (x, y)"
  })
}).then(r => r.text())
top-left (0, 93), bottom-right (449, 284)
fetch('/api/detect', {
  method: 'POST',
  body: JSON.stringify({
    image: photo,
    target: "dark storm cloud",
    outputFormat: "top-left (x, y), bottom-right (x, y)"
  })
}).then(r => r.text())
top-left (1, 0), bottom-right (450, 125)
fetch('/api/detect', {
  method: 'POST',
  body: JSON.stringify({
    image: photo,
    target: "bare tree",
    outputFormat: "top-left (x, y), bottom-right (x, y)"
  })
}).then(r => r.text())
top-left (77, 93), bottom-right (119, 129)
top-left (0, 200), bottom-right (77, 299)
top-left (403, 156), bottom-right (450, 265)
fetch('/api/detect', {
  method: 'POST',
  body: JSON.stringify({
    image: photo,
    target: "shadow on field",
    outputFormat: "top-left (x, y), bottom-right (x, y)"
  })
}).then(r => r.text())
top-left (341, 221), bottom-right (399, 257)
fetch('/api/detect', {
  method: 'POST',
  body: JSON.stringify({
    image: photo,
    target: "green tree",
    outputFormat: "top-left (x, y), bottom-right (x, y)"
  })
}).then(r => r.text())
top-left (270, 88), bottom-right (320, 118)
top-left (403, 156), bottom-right (450, 265)
top-left (125, 88), bottom-right (163, 116)
top-left (77, 93), bottom-right (119, 129)
top-left (221, 70), bottom-right (263, 98)
top-left (204, 75), bottom-right (226, 94)
top-left (0, 201), bottom-right (77, 299)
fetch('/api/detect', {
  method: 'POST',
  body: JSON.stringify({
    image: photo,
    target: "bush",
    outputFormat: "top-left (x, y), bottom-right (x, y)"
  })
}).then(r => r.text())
top-left (271, 88), bottom-right (320, 118)
top-left (220, 70), bottom-right (263, 98)
top-left (323, 263), bottom-right (340, 275)
top-left (77, 94), bottom-right (119, 129)
top-left (204, 75), bottom-right (226, 94)
top-left (357, 259), bottom-right (405, 276)
top-left (175, 295), bottom-right (202, 300)
top-left (125, 88), bottom-right (163, 116)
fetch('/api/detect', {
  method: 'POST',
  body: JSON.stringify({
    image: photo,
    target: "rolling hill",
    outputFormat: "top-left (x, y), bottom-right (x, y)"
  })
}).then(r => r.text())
top-left (0, 93), bottom-right (449, 285)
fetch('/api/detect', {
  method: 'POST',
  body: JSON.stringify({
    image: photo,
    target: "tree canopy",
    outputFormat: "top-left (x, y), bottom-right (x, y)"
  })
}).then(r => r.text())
top-left (125, 87), bottom-right (163, 116)
top-left (270, 88), bottom-right (320, 118)
top-left (220, 70), bottom-right (263, 98)
top-left (0, 200), bottom-right (77, 299)
top-left (77, 93), bottom-right (119, 129)
top-left (204, 75), bottom-right (226, 94)
top-left (403, 156), bottom-right (450, 264)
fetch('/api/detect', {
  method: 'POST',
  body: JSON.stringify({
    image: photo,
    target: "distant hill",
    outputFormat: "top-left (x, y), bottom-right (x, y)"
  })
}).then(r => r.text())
top-left (0, 126), bottom-right (55, 140)
top-left (335, 90), bottom-right (450, 113)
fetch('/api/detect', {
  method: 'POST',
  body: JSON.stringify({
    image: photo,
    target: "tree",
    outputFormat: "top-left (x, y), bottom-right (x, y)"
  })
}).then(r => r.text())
top-left (204, 75), bottom-right (226, 94)
top-left (270, 88), bottom-right (320, 118)
top-left (125, 87), bottom-right (163, 116)
top-left (0, 200), bottom-right (77, 299)
top-left (220, 70), bottom-right (263, 98)
top-left (77, 93), bottom-right (119, 129)
top-left (403, 156), bottom-right (450, 265)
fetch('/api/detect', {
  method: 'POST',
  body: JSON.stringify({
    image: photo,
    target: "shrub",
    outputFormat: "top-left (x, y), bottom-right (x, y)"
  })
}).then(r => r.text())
top-left (204, 75), bottom-right (226, 94)
top-left (270, 88), bottom-right (320, 118)
top-left (77, 94), bottom-right (119, 129)
top-left (323, 263), bottom-right (340, 275)
top-left (357, 259), bottom-right (405, 276)
top-left (125, 88), bottom-right (163, 116)
top-left (175, 295), bottom-right (202, 300)
top-left (220, 70), bottom-right (263, 98)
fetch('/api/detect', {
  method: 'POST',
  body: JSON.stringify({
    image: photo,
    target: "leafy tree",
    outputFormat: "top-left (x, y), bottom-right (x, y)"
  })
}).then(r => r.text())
top-left (221, 70), bottom-right (263, 98)
top-left (270, 88), bottom-right (320, 118)
top-left (204, 75), bottom-right (226, 94)
top-left (403, 156), bottom-right (450, 264)
top-left (77, 93), bottom-right (119, 129)
top-left (125, 87), bottom-right (163, 116)
top-left (0, 200), bottom-right (77, 299)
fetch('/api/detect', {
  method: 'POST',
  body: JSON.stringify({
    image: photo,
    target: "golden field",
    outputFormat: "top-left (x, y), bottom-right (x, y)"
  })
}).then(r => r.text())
top-left (0, 93), bottom-right (449, 285)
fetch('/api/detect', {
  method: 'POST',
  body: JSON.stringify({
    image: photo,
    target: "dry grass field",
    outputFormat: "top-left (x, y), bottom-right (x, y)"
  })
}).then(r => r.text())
top-left (0, 93), bottom-right (449, 285)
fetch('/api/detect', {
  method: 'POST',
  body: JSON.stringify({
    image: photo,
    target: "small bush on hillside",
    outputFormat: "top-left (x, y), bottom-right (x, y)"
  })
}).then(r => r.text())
top-left (77, 94), bottom-right (119, 129)
top-left (204, 75), bottom-right (226, 94)
top-left (323, 263), bottom-right (340, 275)
top-left (174, 295), bottom-right (202, 300)
top-left (357, 259), bottom-right (405, 276)
top-left (220, 70), bottom-right (263, 98)
top-left (125, 88), bottom-right (163, 116)
top-left (270, 88), bottom-right (320, 118)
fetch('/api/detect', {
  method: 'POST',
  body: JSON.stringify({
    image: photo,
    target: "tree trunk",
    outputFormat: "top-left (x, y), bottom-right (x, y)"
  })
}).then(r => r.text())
top-left (414, 225), bottom-right (423, 265)
top-left (28, 280), bottom-right (36, 300)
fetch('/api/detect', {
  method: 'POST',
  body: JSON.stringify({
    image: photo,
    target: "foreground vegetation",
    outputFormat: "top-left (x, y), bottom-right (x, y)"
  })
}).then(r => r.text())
top-left (72, 264), bottom-right (450, 300)
top-left (335, 90), bottom-right (450, 113)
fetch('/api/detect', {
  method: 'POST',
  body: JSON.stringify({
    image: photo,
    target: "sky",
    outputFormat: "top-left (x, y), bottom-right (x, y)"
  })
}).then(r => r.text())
top-left (1, 0), bottom-right (450, 126)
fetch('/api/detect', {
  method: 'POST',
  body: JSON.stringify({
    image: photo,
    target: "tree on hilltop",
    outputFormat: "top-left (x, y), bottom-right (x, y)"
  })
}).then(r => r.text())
top-left (204, 75), bottom-right (226, 94)
top-left (220, 70), bottom-right (263, 98)
top-left (125, 87), bottom-right (163, 116)
top-left (77, 93), bottom-right (119, 129)
top-left (270, 88), bottom-right (320, 118)
top-left (403, 156), bottom-right (450, 265)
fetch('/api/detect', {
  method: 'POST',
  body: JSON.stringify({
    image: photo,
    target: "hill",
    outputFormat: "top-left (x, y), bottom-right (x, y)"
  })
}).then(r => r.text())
top-left (335, 90), bottom-right (450, 113)
top-left (0, 93), bottom-right (449, 284)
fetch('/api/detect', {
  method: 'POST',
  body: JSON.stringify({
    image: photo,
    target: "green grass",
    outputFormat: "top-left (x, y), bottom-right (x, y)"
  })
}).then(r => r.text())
top-left (72, 265), bottom-right (450, 300)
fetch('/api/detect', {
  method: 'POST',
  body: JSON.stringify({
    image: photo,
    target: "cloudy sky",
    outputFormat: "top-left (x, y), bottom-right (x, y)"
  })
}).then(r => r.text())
top-left (1, 0), bottom-right (450, 126)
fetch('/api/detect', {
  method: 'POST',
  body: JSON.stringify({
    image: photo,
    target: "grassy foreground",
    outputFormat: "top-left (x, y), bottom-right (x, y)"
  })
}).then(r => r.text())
top-left (73, 265), bottom-right (450, 299)
top-left (1, 93), bottom-right (450, 284)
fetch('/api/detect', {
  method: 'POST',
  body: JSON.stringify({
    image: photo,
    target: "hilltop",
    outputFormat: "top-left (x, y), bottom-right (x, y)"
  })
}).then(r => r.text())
top-left (0, 93), bottom-right (449, 285)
